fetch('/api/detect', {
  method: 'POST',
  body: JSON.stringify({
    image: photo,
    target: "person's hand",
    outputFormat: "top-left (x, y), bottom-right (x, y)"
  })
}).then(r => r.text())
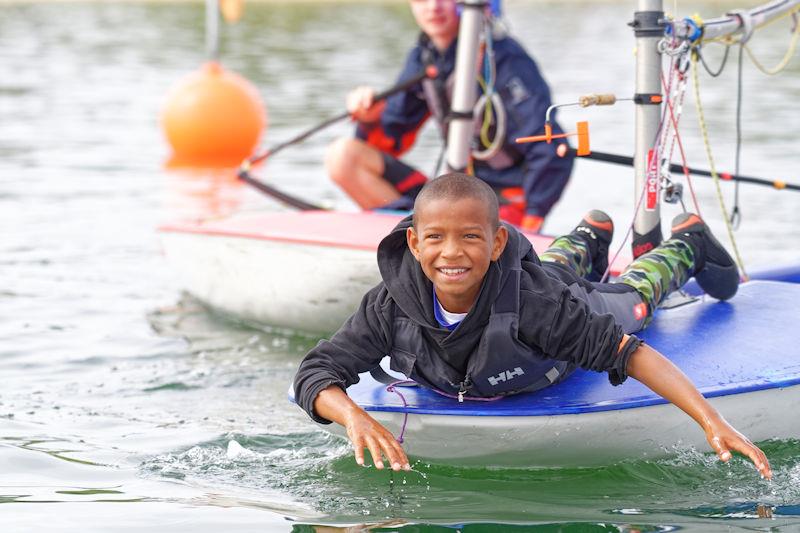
top-left (346, 86), bottom-right (386, 123)
top-left (343, 407), bottom-right (411, 471)
top-left (704, 414), bottom-right (772, 479)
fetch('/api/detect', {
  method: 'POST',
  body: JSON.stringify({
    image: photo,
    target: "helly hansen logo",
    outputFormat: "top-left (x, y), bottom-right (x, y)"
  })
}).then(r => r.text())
top-left (488, 367), bottom-right (525, 386)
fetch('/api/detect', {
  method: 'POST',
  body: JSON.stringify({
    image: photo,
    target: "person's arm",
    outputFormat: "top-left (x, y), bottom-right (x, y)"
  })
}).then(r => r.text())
top-left (346, 85), bottom-right (387, 124)
top-left (626, 343), bottom-right (772, 479)
top-left (314, 385), bottom-right (411, 472)
top-left (353, 49), bottom-right (430, 157)
top-left (294, 286), bottom-right (391, 423)
top-left (520, 267), bottom-right (772, 479)
top-left (293, 286), bottom-right (411, 471)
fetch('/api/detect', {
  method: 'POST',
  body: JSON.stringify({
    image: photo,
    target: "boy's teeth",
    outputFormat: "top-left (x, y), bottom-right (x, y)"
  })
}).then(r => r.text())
top-left (440, 268), bottom-right (466, 275)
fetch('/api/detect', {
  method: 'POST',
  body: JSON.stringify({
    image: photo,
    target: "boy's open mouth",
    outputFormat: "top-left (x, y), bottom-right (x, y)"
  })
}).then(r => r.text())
top-left (437, 267), bottom-right (469, 278)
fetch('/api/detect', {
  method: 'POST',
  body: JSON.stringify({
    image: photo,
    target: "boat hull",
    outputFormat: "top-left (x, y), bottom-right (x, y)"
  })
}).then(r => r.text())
top-left (325, 385), bottom-right (800, 467)
top-left (161, 231), bottom-right (382, 333)
top-left (159, 210), bottom-right (567, 332)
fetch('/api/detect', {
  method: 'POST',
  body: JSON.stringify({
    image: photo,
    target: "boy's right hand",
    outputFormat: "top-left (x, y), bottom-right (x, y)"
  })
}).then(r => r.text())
top-left (344, 408), bottom-right (411, 471)
top-left (313, 385), bottom-right (410, 472)
top-left (346, 86), bottom-right (386, 124)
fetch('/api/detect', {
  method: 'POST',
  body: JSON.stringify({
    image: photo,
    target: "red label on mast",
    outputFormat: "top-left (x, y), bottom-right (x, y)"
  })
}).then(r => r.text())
top-left (645, 149), bottom-right (658, 211)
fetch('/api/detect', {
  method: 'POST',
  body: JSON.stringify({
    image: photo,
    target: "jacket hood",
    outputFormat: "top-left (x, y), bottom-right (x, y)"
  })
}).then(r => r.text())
top-left (376, 215), bottom-right (537, 329)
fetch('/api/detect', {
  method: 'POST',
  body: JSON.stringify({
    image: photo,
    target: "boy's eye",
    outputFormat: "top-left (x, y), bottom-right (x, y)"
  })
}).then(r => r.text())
top-left (464, 233), bottom-right (481, 239)
top-left (425, 233), bottom-right (441, 240)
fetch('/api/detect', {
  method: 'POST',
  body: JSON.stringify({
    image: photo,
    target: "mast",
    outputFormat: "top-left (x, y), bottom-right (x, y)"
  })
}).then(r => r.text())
top-left (631, 0), bottom-right (666, 257)
top-left (446, 0), bottom-right (485, 171)
top-left (206, 0), bottom-right (220, 62)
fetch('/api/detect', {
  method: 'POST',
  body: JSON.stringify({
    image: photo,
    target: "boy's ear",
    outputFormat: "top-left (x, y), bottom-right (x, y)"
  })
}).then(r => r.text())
top-left (406, 227), bottom-right (421, 261)
top-left (491, 226), bottom-right (509, 261)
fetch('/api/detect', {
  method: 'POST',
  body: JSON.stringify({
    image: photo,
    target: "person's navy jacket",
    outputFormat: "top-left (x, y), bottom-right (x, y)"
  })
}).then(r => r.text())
top-left (294, 217), bottom-right (640, 424)
top-left (355, 33), bottom-right (573, 218)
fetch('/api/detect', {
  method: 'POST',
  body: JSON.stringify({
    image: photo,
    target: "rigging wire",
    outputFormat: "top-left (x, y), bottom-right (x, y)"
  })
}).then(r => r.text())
top-left (661, 67), bottom-right (703, 216)
top-left (601, 38), bottom-right (682, 282)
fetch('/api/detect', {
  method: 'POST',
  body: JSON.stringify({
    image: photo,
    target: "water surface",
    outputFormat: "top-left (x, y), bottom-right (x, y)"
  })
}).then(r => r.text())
top-left (1, 1), bottom-right (799, 531)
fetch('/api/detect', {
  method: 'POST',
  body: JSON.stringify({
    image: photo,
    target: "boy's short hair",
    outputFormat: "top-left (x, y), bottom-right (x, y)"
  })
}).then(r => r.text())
top-left (412, 172), bottom-right (500, 230)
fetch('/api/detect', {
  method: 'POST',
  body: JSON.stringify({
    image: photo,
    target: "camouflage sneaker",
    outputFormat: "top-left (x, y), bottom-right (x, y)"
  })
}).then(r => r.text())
top-left (571, 210), bottom-right (614, 281)
top-left (670, 213), bottom-right (739, 300)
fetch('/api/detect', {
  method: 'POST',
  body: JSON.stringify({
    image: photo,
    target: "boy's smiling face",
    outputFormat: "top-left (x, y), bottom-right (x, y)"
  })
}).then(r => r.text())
top-left (407, 196), bottom-right (508, 314)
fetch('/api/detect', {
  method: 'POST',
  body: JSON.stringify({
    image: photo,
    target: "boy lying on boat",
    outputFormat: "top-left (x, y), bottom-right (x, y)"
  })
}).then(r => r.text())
top-left (293, 172), bottom-right (771, 479)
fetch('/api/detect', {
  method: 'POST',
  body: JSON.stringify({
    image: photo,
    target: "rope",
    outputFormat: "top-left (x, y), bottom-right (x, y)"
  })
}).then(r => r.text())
top-left (384, 379), bottom-right (505, 444)
top-left (385, 380), bottom-right (416, 444)
top-left (731, 44), bottom-right (745, 229)
top-left (743, 11), bottom-right (800, 75)
top-left (701, 7), bottom-right (800, 75)
top-left (690, 49), bottom-right (749, 281)
top-left (698, 44), bottom-right (731, 77)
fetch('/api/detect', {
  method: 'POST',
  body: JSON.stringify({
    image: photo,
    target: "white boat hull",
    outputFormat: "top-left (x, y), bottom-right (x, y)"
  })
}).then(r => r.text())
top-left (159, 211), bottom-right (564, 333)
top-left (324, 385), bottom-right (800, 467)
top-left (161, 231), bottom-right (381, 333)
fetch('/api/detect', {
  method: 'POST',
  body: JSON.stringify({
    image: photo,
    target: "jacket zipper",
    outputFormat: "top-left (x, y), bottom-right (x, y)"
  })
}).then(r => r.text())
top-left (457, 375), bottom-right (472, 403)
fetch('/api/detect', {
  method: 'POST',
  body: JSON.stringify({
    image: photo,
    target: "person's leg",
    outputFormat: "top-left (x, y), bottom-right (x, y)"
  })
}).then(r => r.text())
top-left (618, 212), bottom-right (740, 325)
top-left (540, 210), bottom-right (646, 333)
top-left (539, 210), bottom-right (613, 281)
top-left (669, 213), bottom-right (739, 301)
top-left (326, 138), bottom-right (427, 209)
top-left (616, 239), bottom-right (694, 327)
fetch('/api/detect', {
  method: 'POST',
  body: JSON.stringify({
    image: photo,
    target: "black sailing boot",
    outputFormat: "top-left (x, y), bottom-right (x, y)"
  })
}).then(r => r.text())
top-left (571, 210), bottom-right (614, 281)
top-left (670, 213), bottom-right (739, 300)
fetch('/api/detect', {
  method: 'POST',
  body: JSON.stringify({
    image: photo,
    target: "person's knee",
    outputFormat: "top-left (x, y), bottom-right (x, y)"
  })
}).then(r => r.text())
top-left (326, 138), bottom-right (365, 185)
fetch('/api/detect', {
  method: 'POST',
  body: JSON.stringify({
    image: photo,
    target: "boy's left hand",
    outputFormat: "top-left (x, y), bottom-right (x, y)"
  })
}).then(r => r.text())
top-left (704, 415), bottom-right (772, 479)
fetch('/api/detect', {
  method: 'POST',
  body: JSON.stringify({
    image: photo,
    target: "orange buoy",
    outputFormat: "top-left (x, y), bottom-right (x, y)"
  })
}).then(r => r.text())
top-left (162, 61), bottom-right (266, 167)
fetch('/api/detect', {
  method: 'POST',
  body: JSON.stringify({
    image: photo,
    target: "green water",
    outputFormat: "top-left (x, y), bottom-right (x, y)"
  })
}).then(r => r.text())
top-left (1, 0), bottom-right (799, 530)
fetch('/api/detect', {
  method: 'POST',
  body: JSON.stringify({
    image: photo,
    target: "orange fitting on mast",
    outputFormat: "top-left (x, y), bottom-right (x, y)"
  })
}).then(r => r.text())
top-left (515, 122), bottom-right (591, 156)
top-left (576, 121), bottom-right (590, 156)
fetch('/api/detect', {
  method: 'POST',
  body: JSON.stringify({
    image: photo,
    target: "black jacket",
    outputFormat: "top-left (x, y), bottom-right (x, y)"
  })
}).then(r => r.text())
top-left (294, 216), bottom-right (640, 423)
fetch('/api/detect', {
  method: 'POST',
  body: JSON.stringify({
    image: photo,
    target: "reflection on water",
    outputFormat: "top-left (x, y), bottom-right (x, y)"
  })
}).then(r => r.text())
top-left (1, 0), bottom-right (799, 531)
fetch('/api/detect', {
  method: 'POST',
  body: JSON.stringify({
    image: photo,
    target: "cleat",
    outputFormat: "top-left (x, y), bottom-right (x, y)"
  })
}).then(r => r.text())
top-left (670, 213), bottom-right (739, 300)
top-left (571, 210), bottom-right (614, 281)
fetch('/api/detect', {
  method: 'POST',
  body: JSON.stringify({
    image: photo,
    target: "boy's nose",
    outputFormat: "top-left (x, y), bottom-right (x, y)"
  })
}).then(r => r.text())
top-left (441, 237), bottom-right (462, 258)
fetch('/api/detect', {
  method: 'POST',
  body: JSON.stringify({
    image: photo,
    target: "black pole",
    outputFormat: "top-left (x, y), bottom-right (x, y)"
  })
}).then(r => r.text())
top-left (237, 169), bottom-right (323, 211)
top-left (237, 66), bottom-right (439, 211)
top-left (245, 65), bottom-right (438, 167)
top-left (567, 148), bottom-right (800, 192)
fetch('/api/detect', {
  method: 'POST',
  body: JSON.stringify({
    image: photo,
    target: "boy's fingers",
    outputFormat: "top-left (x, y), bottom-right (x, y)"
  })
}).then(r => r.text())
top-left (713, 435), bottom-right (773, 480)
top-left (352, 436), bottom-right (366, 466)
top-left (740, 442), bottom-right (772, 479)
top-left (379, 436), bottom-right (407, 471)
top-left (365, 436), bottom-right (385, 469)
top-left (710, 436), bottom-right (730, 462)
top-left (390, 438), bottom-right (411, 469)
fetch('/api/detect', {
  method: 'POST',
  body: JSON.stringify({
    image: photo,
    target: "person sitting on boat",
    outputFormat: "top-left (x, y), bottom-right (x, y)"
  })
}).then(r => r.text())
top-left (325, 0), bottom-right (572, 233)
top-left (293, 172), bottom-right (772, 478)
